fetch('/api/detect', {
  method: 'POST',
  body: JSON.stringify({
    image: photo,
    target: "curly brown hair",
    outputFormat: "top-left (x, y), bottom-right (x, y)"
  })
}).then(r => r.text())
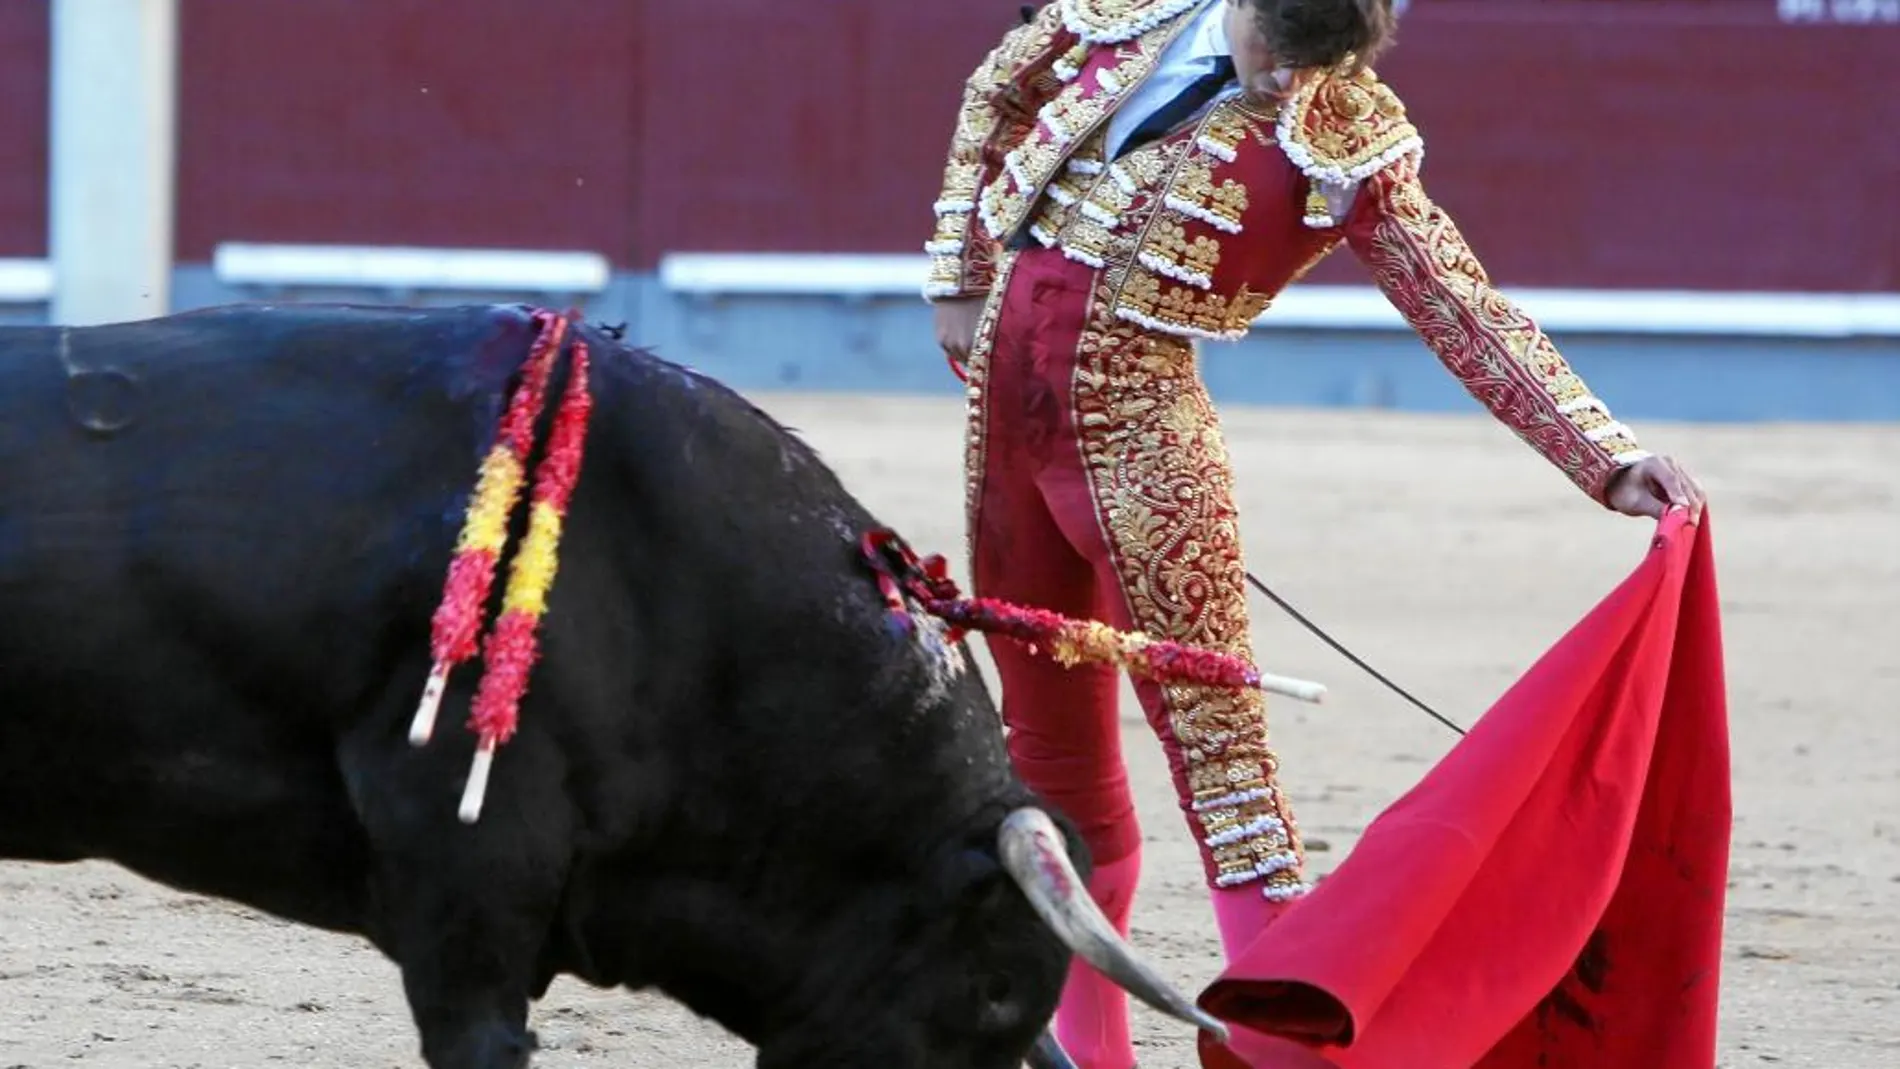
top-left (1244, 0), bottom-right (1399, 73)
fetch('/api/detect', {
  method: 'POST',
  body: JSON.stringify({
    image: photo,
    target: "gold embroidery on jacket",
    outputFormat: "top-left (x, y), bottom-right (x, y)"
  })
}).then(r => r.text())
top-left (1195, 104), bottom-right (1252, 161)
top-left (1161, 157), bottom-right (1249, 234)
top-left (1138, 217), bottom-right (1222, 289)
top-left (1354, 165), bottom-right (1646, 500)
top-left (1020, 105), bottom-right (1281, 339)
top-left (1062, 216), bottom-right (1118, 268)
top-left (1038, 87), bottom-right (1098, 149)
top-left (1115, 270), bottom-right (1271, 339)
top-left (1060, 0), bottom-right (1207, 43)
top-left (979, 182), bottom-right (1031, 242)
top-left (978, 19), bottom-right (1195, 243)
top-left (1009, 81), bottom-right (1307, 341)
top-left (1277, 67), bottom-right (1422, 187)
top-left (924, 4), bottom-right (1067, 297)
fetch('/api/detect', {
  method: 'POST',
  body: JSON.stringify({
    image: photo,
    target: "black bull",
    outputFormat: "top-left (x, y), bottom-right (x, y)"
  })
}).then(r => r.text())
top-left (0, 304), bottom-right (1225, 1068)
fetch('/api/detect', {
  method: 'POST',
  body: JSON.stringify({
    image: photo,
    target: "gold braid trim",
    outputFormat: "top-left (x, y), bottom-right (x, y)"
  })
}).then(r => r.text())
top-left (1072, 297), bottom-right (1307, 898)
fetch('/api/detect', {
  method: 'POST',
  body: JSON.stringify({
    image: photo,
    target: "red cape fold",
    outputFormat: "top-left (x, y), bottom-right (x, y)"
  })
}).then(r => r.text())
top-left (1198, 510), bottom-right (1731, 1069)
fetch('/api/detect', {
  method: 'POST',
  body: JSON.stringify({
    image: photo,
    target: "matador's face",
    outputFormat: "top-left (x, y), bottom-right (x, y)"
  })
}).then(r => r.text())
top-left (1222, 0), bottom-right (1281, 92)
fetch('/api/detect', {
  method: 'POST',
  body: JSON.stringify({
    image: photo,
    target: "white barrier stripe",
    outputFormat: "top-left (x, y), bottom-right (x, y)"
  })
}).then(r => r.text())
top-left (0, 258), bottom-right (55, 302)
top-left (214, 243), bottom-right (611, 294)
top-left (656, 253), bottom-right (1900, 338)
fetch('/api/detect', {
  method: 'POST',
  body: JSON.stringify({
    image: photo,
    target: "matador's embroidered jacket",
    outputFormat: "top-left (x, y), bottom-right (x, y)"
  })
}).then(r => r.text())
top-left (924, 0), bottom-right (1651, 503)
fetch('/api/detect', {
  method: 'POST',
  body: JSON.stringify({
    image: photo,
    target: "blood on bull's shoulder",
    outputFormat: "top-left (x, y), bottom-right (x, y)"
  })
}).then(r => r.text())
top-left (0, 303), bottom-right (1221, 1069)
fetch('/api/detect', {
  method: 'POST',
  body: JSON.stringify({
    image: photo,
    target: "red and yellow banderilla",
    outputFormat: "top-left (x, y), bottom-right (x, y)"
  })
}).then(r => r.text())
top-left (409, 308), bottom-right (594, 823)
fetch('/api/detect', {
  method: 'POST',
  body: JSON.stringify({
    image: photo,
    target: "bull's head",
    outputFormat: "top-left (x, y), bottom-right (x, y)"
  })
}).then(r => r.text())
top-left (998, 808), bottom-right (1229, 1066)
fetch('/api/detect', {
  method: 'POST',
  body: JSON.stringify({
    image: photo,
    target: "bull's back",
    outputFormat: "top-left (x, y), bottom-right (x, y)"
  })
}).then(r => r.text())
top-left (0, 303), bottom-right (534, 659)
top-left (0, 304), bottom-right (537, 917)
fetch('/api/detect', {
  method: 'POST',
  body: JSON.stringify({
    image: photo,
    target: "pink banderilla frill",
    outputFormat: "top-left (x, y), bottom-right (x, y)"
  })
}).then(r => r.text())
top-left (859, 528), bottom-right (1267, 692)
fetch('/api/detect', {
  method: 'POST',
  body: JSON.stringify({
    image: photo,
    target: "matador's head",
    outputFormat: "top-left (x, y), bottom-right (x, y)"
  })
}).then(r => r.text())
top-left (1226, 0), bottom-right (1404, 86)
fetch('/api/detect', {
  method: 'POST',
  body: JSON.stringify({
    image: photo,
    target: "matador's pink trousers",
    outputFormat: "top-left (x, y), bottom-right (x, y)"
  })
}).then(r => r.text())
top-left (963, 247), bottom-right (1306, 1068)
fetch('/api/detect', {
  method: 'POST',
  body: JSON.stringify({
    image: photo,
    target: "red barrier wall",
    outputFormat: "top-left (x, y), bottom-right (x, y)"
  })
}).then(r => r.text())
top-left (0, 2), bottom-right (1893, 291)
top-left (0, 4), bottom-right (48, 258)
top-left (1321, 1), bottom-right (1900, 291)
top-left (173, 0), bottom-right (645, 263)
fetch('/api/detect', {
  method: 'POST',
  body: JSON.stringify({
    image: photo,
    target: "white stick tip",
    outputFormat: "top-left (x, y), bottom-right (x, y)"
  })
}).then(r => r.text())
top-left (408, 665), bottom-right (450, 747)
top-left (457, 746), bottom-right (494, 824)
top-left (1259, 672), bottom-right (1328, 705)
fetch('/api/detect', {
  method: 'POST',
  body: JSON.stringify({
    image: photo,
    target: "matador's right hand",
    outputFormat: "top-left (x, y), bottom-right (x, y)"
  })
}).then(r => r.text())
top-left (1606, 455), bottom-right (1708, 524)
top-left (933, 297), bottom-right (986, 379)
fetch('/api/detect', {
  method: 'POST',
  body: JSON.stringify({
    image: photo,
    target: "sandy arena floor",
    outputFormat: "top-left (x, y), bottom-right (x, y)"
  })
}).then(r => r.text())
top-left (2, 394), bottom-right (1895, 1068)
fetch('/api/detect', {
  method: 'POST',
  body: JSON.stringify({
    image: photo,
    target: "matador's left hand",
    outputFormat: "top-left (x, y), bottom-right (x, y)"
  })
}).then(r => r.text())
top-left (1607, 455), bottom-right (1707, 524)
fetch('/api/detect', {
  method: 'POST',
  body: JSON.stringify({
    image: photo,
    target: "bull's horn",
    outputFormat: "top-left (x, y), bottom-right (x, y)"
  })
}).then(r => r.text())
top-left (1024, 1028), bottom-right (1078, 1069)
top-left (997, 808), bottom-right (1231, 1044)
